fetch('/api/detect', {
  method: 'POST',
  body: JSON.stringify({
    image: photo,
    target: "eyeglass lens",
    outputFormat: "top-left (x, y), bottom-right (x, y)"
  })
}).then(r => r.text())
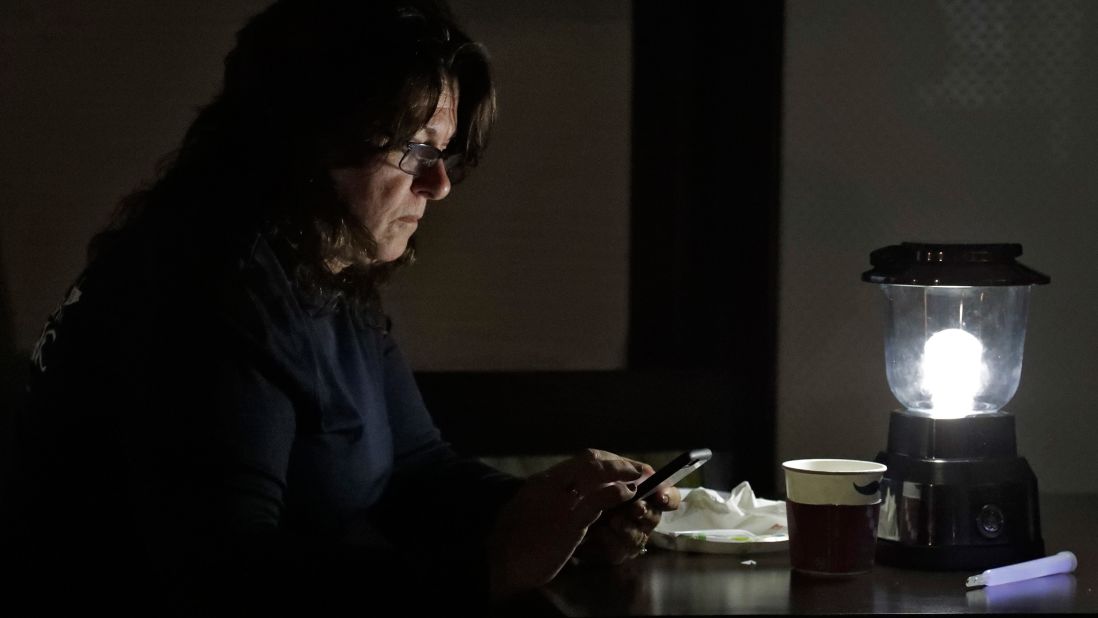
top-left (400, 143), bottom-right (463, 180)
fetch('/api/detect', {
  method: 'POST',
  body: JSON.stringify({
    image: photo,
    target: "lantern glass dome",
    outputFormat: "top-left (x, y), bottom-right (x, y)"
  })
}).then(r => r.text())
top-left (879, 284), bottom-right (1031, 417)
top-left (863, 243), bottom-right (1050, 419)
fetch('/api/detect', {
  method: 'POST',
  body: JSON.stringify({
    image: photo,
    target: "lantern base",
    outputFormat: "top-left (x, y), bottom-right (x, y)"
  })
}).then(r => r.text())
top-left (874, 410), bottom-right (1044, 571)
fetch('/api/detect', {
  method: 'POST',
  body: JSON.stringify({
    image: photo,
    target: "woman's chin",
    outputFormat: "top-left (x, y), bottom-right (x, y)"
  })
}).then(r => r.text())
top-left (374, 245), bottom-right (408, 263)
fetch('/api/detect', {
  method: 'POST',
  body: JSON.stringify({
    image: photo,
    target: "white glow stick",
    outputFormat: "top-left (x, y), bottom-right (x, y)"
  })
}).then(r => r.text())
top-left (965, 551), bottom-right (1078, 588)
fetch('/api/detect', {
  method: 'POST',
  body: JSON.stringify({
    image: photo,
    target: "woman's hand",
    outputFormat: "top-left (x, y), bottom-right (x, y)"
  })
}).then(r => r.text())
top-left (574, 461), bottom-right (682, 565)
top-left (487, 449), bottom-right (643, 600)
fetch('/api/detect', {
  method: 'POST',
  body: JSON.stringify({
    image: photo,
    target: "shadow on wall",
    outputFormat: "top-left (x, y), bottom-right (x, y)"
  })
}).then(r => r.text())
top-left (0, 237), bottom-right (29, 530)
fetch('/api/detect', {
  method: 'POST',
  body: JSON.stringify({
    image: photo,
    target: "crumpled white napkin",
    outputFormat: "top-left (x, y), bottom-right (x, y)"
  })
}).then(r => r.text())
top-left (655, 481), bottom-right (787, 538)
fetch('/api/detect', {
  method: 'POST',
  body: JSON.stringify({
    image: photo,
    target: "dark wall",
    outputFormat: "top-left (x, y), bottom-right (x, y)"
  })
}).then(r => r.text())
top-left (630, 3), bottom-right (783, 373)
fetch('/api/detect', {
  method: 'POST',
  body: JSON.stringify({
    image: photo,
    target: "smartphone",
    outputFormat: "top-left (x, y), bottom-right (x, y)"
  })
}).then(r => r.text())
top-left (625, 448), bottom-right (712, 504)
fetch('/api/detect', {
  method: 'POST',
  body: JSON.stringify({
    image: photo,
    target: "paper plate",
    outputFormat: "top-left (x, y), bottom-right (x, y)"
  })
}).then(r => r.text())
top-left (649, 528), bottom-right (789, 555)
top-left (649, 487), bottom-right (789, 555)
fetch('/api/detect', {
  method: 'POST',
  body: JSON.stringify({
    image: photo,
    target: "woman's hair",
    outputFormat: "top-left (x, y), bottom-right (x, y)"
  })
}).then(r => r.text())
top-left (90, 0), bottom-right (495, 311)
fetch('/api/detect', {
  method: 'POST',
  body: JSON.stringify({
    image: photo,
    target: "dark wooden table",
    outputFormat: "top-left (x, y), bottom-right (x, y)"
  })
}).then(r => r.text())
top-left (541, 494), bottom-right (1097, 615)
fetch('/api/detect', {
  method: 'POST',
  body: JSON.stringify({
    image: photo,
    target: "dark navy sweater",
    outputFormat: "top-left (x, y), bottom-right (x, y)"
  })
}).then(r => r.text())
top-left (11, 228), bottom-right (521, 614)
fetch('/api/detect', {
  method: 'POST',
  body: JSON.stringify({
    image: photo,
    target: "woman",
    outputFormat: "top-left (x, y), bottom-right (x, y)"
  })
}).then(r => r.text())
top-left (10, 0), bottom-right (679, 614)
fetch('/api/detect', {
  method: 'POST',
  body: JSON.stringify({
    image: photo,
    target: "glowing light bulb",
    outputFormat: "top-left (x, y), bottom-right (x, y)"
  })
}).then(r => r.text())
top-left (921, 328), bottom-right (985, 417)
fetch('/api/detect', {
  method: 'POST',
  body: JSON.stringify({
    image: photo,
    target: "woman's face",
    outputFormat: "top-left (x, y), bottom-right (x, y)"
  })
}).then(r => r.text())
top-left (330, 85), bottom-right (458, 263)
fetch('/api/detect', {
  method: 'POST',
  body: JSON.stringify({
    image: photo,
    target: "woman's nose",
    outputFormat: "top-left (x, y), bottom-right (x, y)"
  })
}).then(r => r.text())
top-left (412, 160), bottom-right (451, 200)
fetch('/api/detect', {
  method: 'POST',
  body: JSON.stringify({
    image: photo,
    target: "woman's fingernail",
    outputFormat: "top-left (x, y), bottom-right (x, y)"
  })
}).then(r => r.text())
top-left (659, 493), bottom-right (670, 505)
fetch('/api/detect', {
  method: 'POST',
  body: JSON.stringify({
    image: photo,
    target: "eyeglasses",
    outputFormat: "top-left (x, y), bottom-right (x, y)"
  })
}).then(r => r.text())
top-left (398, 142), bottom-right (464, 180)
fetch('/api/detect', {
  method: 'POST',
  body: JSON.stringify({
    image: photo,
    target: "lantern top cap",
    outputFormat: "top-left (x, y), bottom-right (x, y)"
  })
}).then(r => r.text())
top-left (862, 242), bottom-right (1051, 286)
